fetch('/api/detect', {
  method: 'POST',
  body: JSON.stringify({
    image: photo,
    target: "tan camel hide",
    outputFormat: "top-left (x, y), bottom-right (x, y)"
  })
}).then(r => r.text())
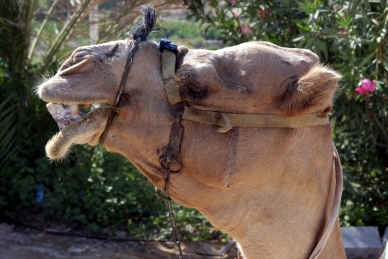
top-left (37, 40), bottom-right (346, 259)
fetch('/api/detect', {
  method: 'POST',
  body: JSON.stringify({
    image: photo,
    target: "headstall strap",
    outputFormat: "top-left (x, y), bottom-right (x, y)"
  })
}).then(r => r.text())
top-left (155, 115), bottom-right (185, 259)
top-left (308, 142), bottom-right (343, 259)
top-left (155, 38), bottom-right (185, 259)
top-left (182, 106), bottom-right (330, 132)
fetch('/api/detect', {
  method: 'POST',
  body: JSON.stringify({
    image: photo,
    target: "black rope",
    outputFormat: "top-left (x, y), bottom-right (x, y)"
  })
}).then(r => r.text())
top-left (99, 6), bottom-right (187, 259)
top-left (99, 4), bottom-right (158, 145)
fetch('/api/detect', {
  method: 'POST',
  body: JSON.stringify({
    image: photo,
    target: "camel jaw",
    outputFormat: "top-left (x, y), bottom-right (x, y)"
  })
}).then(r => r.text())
top-left (44, 102), bottom-right (112, 160)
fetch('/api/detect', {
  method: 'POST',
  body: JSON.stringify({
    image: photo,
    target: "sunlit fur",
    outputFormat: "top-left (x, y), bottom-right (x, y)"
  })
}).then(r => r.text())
top-left (38, 40), bottom-right (345, 259)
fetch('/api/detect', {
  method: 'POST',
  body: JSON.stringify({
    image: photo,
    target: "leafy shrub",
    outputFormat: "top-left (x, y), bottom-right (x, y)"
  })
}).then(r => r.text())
top-left (0, 143), bottom-right (163, 233)
top-left (184, 0), bottom-right (388, 233)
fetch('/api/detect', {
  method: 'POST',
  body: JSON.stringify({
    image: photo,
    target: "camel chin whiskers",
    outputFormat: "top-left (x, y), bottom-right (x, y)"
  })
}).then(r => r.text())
top-left (33, 70), bottom-right (55, 96)
top-left (45, 131), bottom-right (74, 161)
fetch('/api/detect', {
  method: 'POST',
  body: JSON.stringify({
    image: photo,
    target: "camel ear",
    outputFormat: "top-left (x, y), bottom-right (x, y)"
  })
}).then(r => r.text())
top-left (176, 45), bottom-right (189, 69)
top-left (281, 65), bottom-right (341, 115)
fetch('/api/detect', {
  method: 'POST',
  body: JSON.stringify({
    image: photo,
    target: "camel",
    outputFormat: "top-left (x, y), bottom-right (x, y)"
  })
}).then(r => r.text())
top-left (37, 10), bottom-right (346, 259)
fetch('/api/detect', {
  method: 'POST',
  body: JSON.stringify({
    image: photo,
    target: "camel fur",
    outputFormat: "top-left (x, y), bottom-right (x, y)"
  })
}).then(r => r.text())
top-left (37, 40), bottom-right (345, 259)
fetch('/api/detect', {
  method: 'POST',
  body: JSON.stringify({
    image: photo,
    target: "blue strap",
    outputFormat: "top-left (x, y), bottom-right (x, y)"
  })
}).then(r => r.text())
top-left (158, 38), bottom-right (178, 54)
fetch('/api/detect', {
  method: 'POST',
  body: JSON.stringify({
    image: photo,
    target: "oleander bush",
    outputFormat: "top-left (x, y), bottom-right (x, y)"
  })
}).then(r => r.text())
top-left (184, 0), bottom-right (388, 233)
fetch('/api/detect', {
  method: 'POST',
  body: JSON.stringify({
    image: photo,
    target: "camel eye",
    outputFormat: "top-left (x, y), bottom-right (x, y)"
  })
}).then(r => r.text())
top-left (59, 60), bottom-right (74, 71)
top-left (186, 85), bottom-right (207, 98)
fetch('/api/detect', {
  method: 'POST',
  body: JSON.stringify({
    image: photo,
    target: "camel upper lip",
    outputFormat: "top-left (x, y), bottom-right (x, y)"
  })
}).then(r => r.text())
top-left (39, 93), bottom-right (114, 107)
top-left (37, 75), bottom-right (116, 107)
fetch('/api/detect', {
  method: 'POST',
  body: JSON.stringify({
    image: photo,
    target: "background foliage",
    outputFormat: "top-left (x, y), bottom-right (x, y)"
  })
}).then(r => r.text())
top-left (185, 0), bottom-right (388, 233)
top-left (0, 0), bottom-right (218, 240)
top-left (1, 0), bottom-right (387, 241)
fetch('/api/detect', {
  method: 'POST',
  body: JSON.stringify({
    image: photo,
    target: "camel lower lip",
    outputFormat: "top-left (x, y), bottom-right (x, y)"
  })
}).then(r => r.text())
top-left (44, 106), bottom-right (113, 160)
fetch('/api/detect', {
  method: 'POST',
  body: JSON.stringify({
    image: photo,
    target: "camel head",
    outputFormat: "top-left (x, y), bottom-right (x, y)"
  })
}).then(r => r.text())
top-left (38, 40), bottom-right (134, 159)
top-left (38, 40), bottom-right (340, 160)
top-left (37, 38), bottom-right (344, 258)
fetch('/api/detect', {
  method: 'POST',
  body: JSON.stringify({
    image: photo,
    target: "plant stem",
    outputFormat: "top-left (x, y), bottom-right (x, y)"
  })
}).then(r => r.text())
top-left (43, 0), bottom-right (94, 68)
top-left (28, 0), bottom-right (59, 61)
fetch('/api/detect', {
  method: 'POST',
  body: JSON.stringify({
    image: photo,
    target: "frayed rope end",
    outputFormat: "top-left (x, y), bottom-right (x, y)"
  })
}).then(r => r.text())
top-left (126, 4), bottom-right (159, 42)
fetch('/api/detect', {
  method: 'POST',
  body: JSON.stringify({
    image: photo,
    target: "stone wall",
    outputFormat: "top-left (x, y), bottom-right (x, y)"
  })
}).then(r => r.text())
top-left (341, 226), bottom-right (388, 259)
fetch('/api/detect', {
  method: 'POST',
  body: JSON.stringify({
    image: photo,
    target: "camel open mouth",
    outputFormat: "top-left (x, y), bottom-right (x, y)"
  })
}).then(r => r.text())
top-left (43, 101), bottom-right (113, 160)
top-left (46, 103), bottom-right (110, 132)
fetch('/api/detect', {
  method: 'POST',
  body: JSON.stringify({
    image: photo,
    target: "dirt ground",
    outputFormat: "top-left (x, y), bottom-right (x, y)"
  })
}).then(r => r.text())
top-left (0, 223), bottom-right (238, 259)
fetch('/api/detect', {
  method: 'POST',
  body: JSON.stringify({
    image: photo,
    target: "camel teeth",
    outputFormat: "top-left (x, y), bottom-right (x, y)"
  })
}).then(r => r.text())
top-left (70, 104), bottom-right (79, 115)
top-left (46, 103), bottom-right (56, 116)
top-left (46, 103), bottom-right (65, 116)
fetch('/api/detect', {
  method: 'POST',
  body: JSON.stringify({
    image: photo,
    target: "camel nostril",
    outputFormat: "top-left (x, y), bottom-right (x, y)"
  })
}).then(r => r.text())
top-left (73, 50), bottom-right (90, 64)
top-left (186, 86), bottom-right (207, 98)
top-left (59, 60), bottom-right (74, 71)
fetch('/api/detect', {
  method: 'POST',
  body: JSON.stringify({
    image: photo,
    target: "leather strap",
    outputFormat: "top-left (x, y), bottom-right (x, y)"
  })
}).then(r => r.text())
top-left (160, 38), bottom-right (182, 106)
top-left (182, 106), bottom-right (329, 132)
top-left (308, 142), bottom-right (343, 259)
top-left (162, 50), bottom-right (182, 106)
